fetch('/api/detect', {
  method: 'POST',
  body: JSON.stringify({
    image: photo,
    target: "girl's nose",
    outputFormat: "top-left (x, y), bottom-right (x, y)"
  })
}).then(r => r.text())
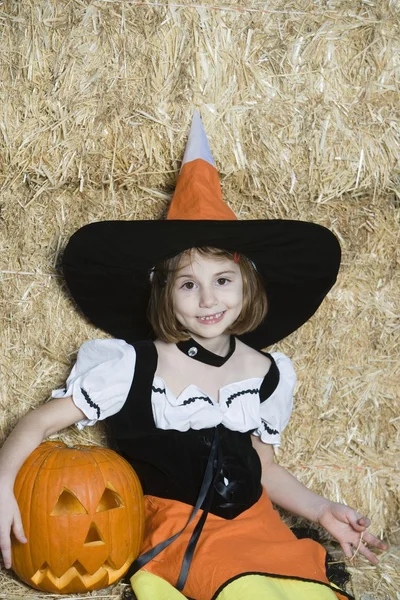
top-left (199, 287), bottom-right (217, 308)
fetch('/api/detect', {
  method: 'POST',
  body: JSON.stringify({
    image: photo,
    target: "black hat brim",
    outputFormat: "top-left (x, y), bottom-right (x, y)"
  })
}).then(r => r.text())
top-left (62, 219), bottom-right (340, 349)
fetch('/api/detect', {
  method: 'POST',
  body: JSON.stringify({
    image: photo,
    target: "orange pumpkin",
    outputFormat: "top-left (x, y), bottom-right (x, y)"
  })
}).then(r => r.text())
top-left (11, 441), bottom-right (144, 594)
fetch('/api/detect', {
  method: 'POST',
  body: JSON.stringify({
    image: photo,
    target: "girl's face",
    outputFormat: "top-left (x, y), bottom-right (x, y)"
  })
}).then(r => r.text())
top-left (172, 252), bottom-right (243, 340)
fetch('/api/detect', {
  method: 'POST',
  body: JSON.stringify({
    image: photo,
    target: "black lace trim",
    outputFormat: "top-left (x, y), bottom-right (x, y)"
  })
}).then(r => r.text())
top-left (80, 387), bottom-right (100, 418)
top-left (153, 386), bottom-right (264, 408)
top-left (152, 385), bottom-right (213, 406)
top-left (152, 386), bottom-right (166, 394)
top-left (180, 396), bottom-right (213, 406)
top-left (226, 388), bottom-right (259, 407)
top-left (261, 418), bottom-right (278, 435)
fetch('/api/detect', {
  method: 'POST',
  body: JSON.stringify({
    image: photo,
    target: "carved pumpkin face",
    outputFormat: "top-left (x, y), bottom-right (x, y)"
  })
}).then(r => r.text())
top-left (12, 441), bottom-right (144, 594)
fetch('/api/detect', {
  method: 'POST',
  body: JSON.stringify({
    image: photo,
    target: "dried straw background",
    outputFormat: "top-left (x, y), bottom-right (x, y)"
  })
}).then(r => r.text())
top-left (0, 0), bottom-right (399, 598)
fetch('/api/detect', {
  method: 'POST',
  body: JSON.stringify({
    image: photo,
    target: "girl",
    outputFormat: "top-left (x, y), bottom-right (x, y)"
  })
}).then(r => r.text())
top-left (0, 112), bottom-right (386, 600)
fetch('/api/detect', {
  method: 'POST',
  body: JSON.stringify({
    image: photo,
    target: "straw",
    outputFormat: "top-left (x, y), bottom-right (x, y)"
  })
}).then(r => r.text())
top-left (1, 1), bottom-right (399, 598)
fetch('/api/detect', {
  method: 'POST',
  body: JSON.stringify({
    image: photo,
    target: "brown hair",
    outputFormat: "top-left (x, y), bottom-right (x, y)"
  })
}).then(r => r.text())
top-left (147, 247), bottom-right (268, 343)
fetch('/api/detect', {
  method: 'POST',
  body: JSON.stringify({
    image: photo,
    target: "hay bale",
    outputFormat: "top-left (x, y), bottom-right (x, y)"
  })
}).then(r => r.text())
top-left (0, 1), bottom-right (398, 598)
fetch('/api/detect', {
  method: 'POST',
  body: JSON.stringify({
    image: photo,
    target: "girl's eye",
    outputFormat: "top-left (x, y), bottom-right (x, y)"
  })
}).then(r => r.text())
top-left (182, 281), bottom-right (196, 290)
top-left (216, 278), bottom-right (230, 286)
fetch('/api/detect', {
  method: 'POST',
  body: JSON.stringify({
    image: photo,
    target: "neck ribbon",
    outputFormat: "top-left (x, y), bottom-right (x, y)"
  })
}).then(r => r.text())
top-left (176, 336), bottom-right (236, 367)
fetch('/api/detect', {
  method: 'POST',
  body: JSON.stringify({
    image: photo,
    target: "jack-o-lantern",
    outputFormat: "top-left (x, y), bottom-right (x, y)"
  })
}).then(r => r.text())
top-left (12, 441), bottom-right (144, 594)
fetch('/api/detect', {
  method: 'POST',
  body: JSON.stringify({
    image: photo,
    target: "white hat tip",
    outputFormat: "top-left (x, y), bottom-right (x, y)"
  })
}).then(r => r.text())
top-left (192, 109), bottom-right (201, 122)
top-left (182, 111), bottom-right (215, 168)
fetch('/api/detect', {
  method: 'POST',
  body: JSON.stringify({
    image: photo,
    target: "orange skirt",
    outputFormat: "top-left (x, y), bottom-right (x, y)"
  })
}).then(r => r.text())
top-left (138, 490), bottom-right (351, 600)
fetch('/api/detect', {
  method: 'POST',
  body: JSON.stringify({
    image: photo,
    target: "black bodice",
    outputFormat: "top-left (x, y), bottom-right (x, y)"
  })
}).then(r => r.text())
top-left (107, 340), bottom-right (267, 519)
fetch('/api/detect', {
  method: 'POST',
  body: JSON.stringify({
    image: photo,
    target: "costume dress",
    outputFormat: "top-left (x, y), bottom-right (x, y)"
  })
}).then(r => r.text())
top-left (53, 338), bottom-right (353, 600)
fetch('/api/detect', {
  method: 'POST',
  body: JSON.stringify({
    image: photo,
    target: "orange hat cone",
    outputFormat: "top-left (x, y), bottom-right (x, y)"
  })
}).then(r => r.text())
top-left (167, 111), bottom-right (237, 221)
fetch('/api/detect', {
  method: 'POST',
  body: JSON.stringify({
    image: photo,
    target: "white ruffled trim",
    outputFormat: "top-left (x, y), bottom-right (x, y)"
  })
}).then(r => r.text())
top-left (252, 352), bottom-right (296, 446)
top-left (152, 353), bottom-right (295, 445)
top-left (151, 377), bottom-right (264, 432)
top-left (53, 342), bottom-right (295, 443)
top-left (52, 339), bottom-right (136, 430)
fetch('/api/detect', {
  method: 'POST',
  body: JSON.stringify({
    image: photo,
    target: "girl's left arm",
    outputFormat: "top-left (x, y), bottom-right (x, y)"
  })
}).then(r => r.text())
top-left (251, 436), bottom-right (388, 564)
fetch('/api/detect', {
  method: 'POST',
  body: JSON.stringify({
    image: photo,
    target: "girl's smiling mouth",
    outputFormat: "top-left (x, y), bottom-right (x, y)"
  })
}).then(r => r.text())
top-left (196, 311), bottom-right (226, 324)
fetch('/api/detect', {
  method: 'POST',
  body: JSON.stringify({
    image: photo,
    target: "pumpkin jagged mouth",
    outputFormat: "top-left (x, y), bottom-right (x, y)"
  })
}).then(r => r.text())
top-left (31, 558), bottom-right (131, 589)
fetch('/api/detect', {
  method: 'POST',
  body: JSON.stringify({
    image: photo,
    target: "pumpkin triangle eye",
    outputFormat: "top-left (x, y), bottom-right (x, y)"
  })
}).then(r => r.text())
top-left (50, 488), bottom-right (88, 516)
top-left (95, 484), bottom-right (124, 512)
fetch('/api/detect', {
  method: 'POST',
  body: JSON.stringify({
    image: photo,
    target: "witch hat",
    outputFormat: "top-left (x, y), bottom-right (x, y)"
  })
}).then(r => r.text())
top-left (62, 111), bottom-right (340, 348)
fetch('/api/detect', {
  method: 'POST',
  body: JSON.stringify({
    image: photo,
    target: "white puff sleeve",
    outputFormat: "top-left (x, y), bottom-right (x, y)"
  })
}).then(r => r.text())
top-left (252, 352), bottom-right (297, 446)
top-left (51, 339), bottom-right (136, 430)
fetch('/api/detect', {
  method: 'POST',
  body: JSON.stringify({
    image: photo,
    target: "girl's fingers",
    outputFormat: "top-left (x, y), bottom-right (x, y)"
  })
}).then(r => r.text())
top-left (346, 511), bottom-right (369, 532)
top-left (362, 531), bottom-right (388, 551)
top-left (357, 516), bottom-right (371, 529)
top-left (340, 541), bottom-right (353, 560)
top-left (0, 537), bottom-right (11, 570)
top-left (341, 531), bottom-right (388, 565)
top-left (350, 521), bottom-right (366, 532)
top-left (12, 516), bottom-right (27, 544)
top-left (0, 513), bottom-right (27, 569)
top-left (357, 542), bottom-right (380, 565)
top-left (1, 553), bottom-right (12, 570)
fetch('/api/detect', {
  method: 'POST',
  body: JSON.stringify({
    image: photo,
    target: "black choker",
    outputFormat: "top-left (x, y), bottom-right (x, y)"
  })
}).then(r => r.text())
top-left (176, 336), bottom-right (236, 367)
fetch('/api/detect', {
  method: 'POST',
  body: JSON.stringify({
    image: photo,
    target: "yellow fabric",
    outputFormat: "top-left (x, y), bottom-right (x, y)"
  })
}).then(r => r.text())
top-left (130, 571), bottom-right (340, 600)
top-left (215, 574), bottom-right (339, 600)
top-left (130, 571), bottom-right (185, 599)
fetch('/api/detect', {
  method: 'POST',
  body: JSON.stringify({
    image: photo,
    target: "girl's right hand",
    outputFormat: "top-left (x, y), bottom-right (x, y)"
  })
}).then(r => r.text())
top-left (0, 488), bottom-right (27, 569)
top-left (0, 396), bottom-right (86, 570)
